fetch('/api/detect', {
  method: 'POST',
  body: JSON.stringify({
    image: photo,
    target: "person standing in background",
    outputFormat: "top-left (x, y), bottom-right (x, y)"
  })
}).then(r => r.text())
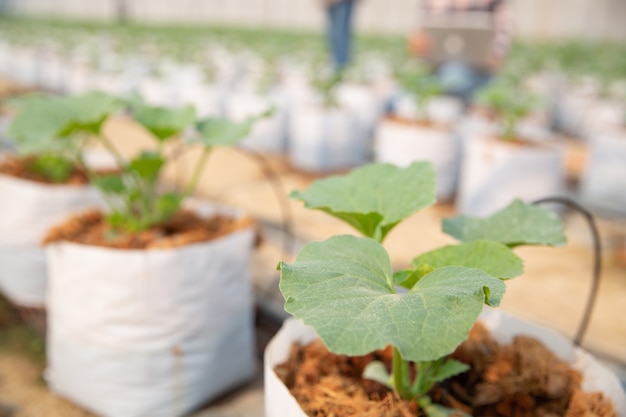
top-left (321, 0), bottom-right (359, 74)
top-left (410, 0), bottom-right (511, 103)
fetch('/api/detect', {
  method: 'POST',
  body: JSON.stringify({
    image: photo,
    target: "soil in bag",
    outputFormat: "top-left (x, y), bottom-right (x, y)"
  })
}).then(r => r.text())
top-left (274, 322), bottom-right (617, 417)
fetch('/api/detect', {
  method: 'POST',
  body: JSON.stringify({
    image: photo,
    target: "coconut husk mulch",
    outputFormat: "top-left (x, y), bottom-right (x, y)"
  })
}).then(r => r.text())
top-left (274, 322), bottom-right (617, 417)
top-left (42, 209), bottom-right (255, 250)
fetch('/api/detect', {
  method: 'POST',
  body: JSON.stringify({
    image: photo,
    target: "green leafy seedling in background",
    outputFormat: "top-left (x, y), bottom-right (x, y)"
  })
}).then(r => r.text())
top-left (396, 62), bottom-right (444, 122)
top-left (309, 54), bottom-right (345, 108)
top-left (474, 80), bottom-right (541, 141)
top-left (8, 91), bottom-right (271, 232)
top-left (92, 94), bottom-right (271, 232)
top-left (279, 162), bottom-right (566, 417)
top-left (6, 92), bottom-right (121, 183)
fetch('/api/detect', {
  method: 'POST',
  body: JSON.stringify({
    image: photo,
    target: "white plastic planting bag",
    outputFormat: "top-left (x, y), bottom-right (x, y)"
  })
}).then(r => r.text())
top-left (139, 77), bottom-right (177, 108)
top-left (554, 91), bottom-right (595, 139)
top-left (456, 135), bottom-right (565, 217)
top-left (0, 174), bottom-right (101, 306)
top-left (336, 83), bottom-right (383, 143)
top-left (11, 46), bottom-right (39, 86)
top-left (374, 119), bottom-right (460, 201)
top-left (39, 52), bottom-right (66, 92)
top-left (580, 131), bottom-right (626, 214)
top-left (288, 104), bottom-right (367, 173)
top-left (264, 309), bottom-right (626, 417)
top-left (226, 92), bottom-right (288, 154)
top-left (46, 205), bottom-right (256, 417)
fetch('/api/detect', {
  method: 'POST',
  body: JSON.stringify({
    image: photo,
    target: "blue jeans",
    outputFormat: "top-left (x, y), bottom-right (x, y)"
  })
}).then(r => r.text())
top-left (435, 61), bottom-right (492, 105)
top-left (327, 0), bottom-right (355, 72)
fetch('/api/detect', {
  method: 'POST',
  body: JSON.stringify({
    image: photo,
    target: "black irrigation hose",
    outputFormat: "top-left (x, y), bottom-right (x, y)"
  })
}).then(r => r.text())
top-left (235, 147), bottom-right (296, 260)
top-left (531, 196), bottom-right (602, 347)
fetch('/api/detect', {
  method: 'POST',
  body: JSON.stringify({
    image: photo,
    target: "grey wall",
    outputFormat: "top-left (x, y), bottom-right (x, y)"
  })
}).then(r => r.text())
top-left (3, 0), bottom-right (626, 42)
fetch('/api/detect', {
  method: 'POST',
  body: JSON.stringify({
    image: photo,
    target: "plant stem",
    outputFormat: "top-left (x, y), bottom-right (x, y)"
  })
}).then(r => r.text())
top-left (392, 346), bottom-right (409, 399)
top-left (182, 147), bottom-right (211, 198)
top-left (415, 361), bottom-right (429, 396)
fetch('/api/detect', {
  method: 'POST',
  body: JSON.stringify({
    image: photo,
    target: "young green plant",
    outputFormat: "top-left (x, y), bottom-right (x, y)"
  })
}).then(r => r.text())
top-left (94, 94), bottom-right (272, 232)
top-left (474, 80), bottom-right (541, 141)
top-left (278, 162), bottom-right (566, 416)
top-left (396, 62), bottom-right (444, 122)
top-left (310, 54), bottom-right (344, 108)
top-left (9, 91), bottom-right (270, 233)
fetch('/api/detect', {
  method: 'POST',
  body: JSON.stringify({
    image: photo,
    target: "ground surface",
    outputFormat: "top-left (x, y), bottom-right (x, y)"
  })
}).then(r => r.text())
top-left (1, 112), bottom-right (625, 417)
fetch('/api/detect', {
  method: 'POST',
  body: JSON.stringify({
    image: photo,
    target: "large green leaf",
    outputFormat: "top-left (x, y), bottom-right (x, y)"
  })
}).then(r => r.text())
top-left (132, 101), bottom-right (196, 142)
top-left (443, 199), bottom-right (566, 247)
top-left (278, 235), bottom-right (505, 362)
top-left (290, 162), bottom-right (436, 241)
top-left (6, 92), bottom-right (121, 154)
top-left (402, 240), bottom-right (524, 288)
top-left (57, 91), bottom-right (122, 136)
top-left (7, 95), bottom-right (71, 154)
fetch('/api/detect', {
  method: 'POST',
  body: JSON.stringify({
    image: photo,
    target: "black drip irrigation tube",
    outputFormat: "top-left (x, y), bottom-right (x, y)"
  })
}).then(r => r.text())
top-left (532, 196), bottom-right (602, 347)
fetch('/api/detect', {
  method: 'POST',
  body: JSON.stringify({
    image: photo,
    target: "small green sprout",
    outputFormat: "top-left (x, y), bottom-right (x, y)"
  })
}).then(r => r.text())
top-left (396, 62), bottom-right (444, 121)
top-left (474, 80), bottom-right (541, 141)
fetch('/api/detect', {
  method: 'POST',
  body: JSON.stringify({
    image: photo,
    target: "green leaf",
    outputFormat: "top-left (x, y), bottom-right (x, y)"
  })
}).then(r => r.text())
top-left (393, 269), bottom-right (416, 286)
top-left (279, 235), bottom-right (505, 362)
top-left (106, 211), bottom-right (126, 229)
top-left (429, 359), bottom-right (469, 384)
top-left (132, 100), bottom-right (196, 141)
top-left (362, 361), bottom-right (393, 389)
top-left (403, 240), bottom-right (524, 288)
top-left (290, 162), bottom-right (436, 241)
top-left (128, 151), bottom-right (165, 182)
top-left (92, 174), bottom-right (126, 194)
top-left (7, 95), bottom-right (71, 154)
top-left (154, 193), bottom-right (183, 223)
top-left (443, 199), bottom-right (566, 247)
top-left (57, 91), bottom-right (122, 136)
top-left (6, 92), bottom-right (120, 154)
top-left (195, 108), bottom-right (272, 148)
top-left (27, 154), bottom-right (75, 183)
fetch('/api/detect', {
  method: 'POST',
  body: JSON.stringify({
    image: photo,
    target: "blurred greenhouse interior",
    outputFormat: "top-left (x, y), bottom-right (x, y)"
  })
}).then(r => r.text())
top-left (0, 0), bottom-right (625, 416)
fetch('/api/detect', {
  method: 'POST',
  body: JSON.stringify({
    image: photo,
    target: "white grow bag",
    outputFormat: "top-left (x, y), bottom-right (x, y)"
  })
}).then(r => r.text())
top-left (374, 119), bottom-right (460, 201)
top-left (456, 135), bottom-right (566, 217)
top-left (0, 174), bottom-right (101, 307)
top-left (336, 83), bottom-right (383, 144)
top-left (288, 103), bottom-right (368, 173)
top-left (580, 130), bottom-right (626, 215)
top-left (45, 204), bottom-right (256, 417)
top-left (264, 309), bottom-right (626, 417)
top-left (225, 91), bottom-right (288, 154)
